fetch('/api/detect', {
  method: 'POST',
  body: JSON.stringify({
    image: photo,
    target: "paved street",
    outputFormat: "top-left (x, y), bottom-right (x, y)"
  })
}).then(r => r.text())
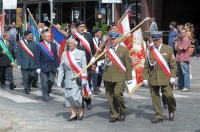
top-left (0, 58), bottom-right (200, 132)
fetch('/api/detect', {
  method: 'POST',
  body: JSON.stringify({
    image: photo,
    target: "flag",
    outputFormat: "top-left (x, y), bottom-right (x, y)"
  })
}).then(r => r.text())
top-left (28, 15), bottom-right (40, 44)
top-left (23, 13), bottom-right (27, 31)
top-left (124, 28), bottom-right (146, 95)
top-left (117, 11), bottom-right (130, 35)
top-left (0, 12), bottom-right (6, 37)
top-left (51, 26), bottom-right (67, 62)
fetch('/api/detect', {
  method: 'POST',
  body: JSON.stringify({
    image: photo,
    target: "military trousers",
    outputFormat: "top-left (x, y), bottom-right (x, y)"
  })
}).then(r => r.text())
top-left (105, 81), bottom-right (126, 118)
top-left (150, 85), bottom-right (176, 119)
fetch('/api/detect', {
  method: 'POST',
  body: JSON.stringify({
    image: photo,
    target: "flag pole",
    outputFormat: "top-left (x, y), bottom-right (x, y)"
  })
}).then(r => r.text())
top-left (45, 17), bottom-right (68, 38)
top-left (71, 17), bottom-right (151, 80)
top-left (94, 10), bottom-right (130, 58)
top-left (27, 8), bottom-right (43, 37)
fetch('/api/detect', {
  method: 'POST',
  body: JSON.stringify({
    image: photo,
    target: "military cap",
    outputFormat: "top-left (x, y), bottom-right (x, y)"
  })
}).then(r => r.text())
top-left (93, 28), bottom-right (101, 34)
top-left (110, 22), bottom-right (117, 27)
top-left (151, 34), bottom-right (162, 40)
top-left (75, 20), bottom-right (85, 27)
top-left (23, 30), bottom-right (32, 35)
top-left (109, 31), bottom-right (120, 39)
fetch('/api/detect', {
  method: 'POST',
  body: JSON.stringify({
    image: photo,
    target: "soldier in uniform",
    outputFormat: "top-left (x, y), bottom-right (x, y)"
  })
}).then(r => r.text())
top-left (102, 31), bottom-right (132, 122)
top-left (142, 34), bottom-right (177, 123)
top-left (17, 30), bottom-right (37, 94)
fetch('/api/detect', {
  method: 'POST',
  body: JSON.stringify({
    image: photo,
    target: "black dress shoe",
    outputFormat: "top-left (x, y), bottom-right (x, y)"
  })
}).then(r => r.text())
top-left (120, 114), bottom-right (126, 121)
top-left (151, 118), bottom-right (163, 123)
top-left (78, 116), bottom-right (83, 120)
top-left (67, 115), bottom-right (77, 121)
top-left (87, 104), bottom-right (92, 110)
top-left (10, 84), bottom-right (16, 90)
top-left (25, 91), bottom-right (30, 94)
top-left (32, 85), bottom-right (39, 88)
top-left (109, 117), bottom-right (119, 122)
top-left (169, 112), bottom-right (174, 121)
top-left (43, 98), bottom-right (50, 102)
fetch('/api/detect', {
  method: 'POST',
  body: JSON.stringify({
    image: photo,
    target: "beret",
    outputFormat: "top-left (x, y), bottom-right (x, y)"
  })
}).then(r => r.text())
top-left (75, 20), bottom-right (85, 27)
top-left (93, 28), bottom-right (101, 34)
top-left (109, 31), bottom-right (120, 39)
top-left (23, 30), bottom-right (32, 35)
top-left (151, 34), bottom-right (162, 40)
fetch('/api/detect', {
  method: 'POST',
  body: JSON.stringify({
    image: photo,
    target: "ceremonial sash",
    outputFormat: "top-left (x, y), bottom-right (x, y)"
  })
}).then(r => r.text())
top-left (19, 40), bottom-right (35, 59)
top-left (66, 51), bottom-right (92, 97)
top-left (0, 40), bottom-right (15, 65)
top-left (73, 32), bottom-right (92, 56)
top-left (39, 42), bottom-right (55, 61)
top-left (92, 38), bottom-right (99, 51)
top-left (106, 48), bottom-right (126, 73)
top-left (149, 43), bottom-right (171, 78)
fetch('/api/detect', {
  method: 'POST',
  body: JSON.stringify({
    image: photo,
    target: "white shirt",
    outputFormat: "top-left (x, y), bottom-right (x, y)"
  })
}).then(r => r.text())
top-left (44, 40), bottom-right (51, 50)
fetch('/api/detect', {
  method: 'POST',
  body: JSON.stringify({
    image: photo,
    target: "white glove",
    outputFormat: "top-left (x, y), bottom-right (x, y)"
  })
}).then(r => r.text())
top-left (36, 69), bottom-right (41, 74)
top-left (17, 65), bottom-right (21, 69)
top-left (170, 78), bottom-right (176, 84)
top-left (143, 80), bottom-right (148, 86)
top-left (90, 57), bottom-right (95, 64)
top-left (126, 80), bottom-right (133, 84)
top-left (57, 83), bottom-right (61, 87)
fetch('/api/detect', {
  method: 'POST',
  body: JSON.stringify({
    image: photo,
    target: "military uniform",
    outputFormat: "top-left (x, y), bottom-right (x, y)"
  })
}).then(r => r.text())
top-left (142, 43), bottom-right (177, 121)
top-left (103, 44), bottom-right (132, 120)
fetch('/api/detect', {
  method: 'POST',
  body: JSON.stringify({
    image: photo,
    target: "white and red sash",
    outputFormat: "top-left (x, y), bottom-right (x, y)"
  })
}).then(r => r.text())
top-left (19, 40), bottom-right (35, 59)
top-left (66, 51), bottom-right (92, 97)
top-left (149, 43), bottom-right (171, 78)
top-left (106, 48), bottom-right (126, 73)
top-left (92, 38), bottom-right (99, 51)
top-left (73, 32), bottom-right (92, 56)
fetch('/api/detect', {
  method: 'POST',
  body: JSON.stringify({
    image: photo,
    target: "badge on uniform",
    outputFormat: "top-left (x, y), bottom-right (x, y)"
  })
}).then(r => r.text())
top-left (162, 53), bottom-right (167, 56)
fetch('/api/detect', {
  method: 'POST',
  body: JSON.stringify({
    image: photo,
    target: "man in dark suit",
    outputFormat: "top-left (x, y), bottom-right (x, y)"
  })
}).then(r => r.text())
top-left (35, 31), bottom-right (59, 102)
top-left (0, 31), bottom-right (16, 90)
top-left (17, 30), bottom-right (37, 94)
top-left (75, 20), bottom-right (96, 110)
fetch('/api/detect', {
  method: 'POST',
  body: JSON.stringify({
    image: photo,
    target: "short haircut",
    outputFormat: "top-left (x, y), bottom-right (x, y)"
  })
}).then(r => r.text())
top-left (67, 38), bottom-right (78, 45)
top-left (170, 21), bottom-right (177, 28)
top-left (3, 31), bottom-right (10, 38)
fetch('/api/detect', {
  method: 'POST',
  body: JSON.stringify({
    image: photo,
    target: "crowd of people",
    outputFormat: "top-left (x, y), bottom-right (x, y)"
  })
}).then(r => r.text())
top-left (0, 18), bottom-right (199, 123)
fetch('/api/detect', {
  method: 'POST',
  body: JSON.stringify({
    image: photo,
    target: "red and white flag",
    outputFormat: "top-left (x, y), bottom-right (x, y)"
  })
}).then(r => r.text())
top-left (123, 28), bottom-right (146, 94)
top-left (0, 12), bottom-right (6, 37)
top-left (117, 11), bottom-right (130, 35)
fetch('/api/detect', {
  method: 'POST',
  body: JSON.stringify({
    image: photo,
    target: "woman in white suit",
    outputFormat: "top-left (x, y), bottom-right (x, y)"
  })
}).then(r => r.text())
top-left (57, 38), bottom-right (87, 121)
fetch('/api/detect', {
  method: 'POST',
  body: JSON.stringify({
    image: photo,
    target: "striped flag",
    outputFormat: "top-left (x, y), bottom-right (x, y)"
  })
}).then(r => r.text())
top-left (50, 26), bottom-right (67, 63)
top-left (117, 11), bottom-right (130, 35)
top-left (0, 12), bottom-right (6, 37)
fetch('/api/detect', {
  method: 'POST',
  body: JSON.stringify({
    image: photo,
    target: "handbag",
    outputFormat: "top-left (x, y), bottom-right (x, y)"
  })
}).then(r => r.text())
top-left (76, 76), bottom-right (82, 86)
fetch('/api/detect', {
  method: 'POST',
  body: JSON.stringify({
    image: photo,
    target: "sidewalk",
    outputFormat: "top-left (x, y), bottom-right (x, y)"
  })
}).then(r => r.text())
top-left (0, 118), bottom-right (12, 132)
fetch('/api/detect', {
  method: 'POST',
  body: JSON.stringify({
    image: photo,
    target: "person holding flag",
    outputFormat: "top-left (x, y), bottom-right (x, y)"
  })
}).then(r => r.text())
top-left (57, 37), bottom-right (87, 121)
top-left (73, 20), bottom-right (96, 110)
top-left (142, 34), bottom-right (177, 123)
top-left (0, 31), bottom-right (16, 90)
top-left (35, 31), bottom-right (59, 102)
top-left (102, 31), bottom-right (132, 122)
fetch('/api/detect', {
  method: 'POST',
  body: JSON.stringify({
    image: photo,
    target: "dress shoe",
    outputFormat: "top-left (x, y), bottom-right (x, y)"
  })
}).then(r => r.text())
top-left (109, 117), bottom-right (119, 123)
top-left (151, 118), bottom-right (163, 123)
top-left (119, 114), bottom-right (126, 121)
top-left (43, 98), bottom-right (50, 102)
top-left (10, 84), bottom-right (16, 90)
top-left (78, 116), bottom-right (83, 120)
top-left (87, 104), bottom-right (92, 110)
top-left (163, 104), bottom-right (168, 109)
top-left (67, 115), bottom-right (77, 121)
top-left (32, 85), bottom-right (39, 88)
top-left (169, 112), bottom-right (174, 121)
top-left (25, 91), bottom-right (30, 94)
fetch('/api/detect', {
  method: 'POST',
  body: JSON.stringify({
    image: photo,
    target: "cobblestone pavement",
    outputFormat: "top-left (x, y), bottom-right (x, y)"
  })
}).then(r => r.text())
top-left (0, 58), bottom-right (200, 132)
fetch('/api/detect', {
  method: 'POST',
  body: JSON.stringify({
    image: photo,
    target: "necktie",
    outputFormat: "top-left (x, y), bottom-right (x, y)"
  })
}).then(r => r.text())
top-left (98, 39), bottom-right (101, 47)
top-left (112, 46), bottom-right (115, 51)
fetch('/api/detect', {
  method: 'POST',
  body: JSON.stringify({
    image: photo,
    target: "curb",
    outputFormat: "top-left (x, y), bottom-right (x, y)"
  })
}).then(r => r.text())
top-left (0, 118), bottom-right (12, 132)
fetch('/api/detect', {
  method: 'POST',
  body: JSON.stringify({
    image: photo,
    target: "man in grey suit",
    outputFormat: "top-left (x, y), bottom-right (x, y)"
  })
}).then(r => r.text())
top-left (17, 30), bottom-right (37, 94)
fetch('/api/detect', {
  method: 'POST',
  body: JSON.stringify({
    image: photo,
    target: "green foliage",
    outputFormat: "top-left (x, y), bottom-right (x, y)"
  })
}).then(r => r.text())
top-left (93, 22), bottom-right (109, 35)
top-left (61, 23), bottom-right (68, 30)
